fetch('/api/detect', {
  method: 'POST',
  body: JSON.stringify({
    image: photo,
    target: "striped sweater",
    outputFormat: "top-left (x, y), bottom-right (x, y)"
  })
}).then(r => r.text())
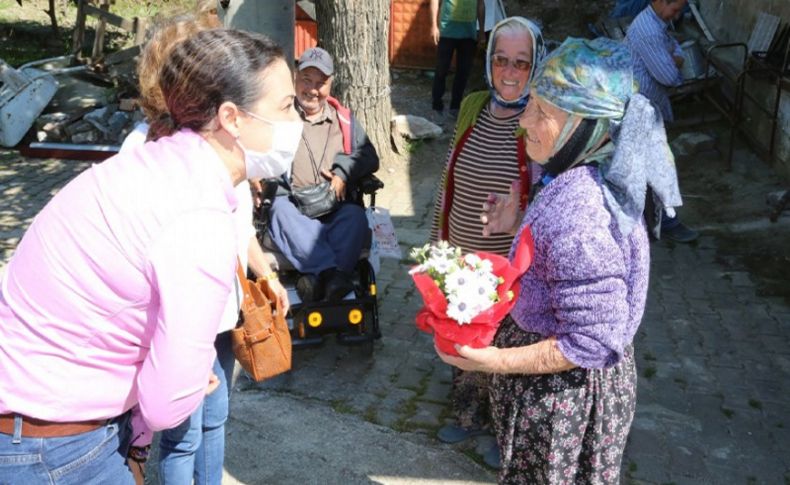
top-left (430, 92), bottom-right (531, 256)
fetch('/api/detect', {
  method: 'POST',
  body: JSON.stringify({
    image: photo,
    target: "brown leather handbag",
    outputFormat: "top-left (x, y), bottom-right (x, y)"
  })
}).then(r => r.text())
top-left (230, 262), bottom-right (292, 382)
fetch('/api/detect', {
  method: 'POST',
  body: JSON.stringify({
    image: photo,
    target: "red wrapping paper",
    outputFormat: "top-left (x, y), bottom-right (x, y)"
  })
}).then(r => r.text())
top-left (412, 226), bottom-right (534, 356)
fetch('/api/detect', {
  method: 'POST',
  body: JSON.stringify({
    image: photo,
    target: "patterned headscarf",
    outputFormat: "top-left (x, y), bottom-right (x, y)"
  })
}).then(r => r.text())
top-left (485, 17), bottom-right (546, 109)
top-left (530, 37), bottom-right (682, 237)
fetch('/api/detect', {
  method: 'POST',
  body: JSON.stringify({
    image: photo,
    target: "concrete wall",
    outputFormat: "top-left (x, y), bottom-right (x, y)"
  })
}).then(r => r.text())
top-left (697, 0), bottom-right (790, 45)
top-left (697, 0), bottom-right (790, 180)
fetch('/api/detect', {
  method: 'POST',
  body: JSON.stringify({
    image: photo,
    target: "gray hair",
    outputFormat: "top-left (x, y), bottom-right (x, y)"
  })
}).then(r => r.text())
top-left (492, 17), bottom-right (532, 47)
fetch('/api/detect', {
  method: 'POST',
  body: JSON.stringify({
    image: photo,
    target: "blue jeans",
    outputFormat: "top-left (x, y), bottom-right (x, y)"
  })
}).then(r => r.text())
top-left (0, 414), bottom-right (134, 485)
top-left (158, 331), bottom-right (234, 485)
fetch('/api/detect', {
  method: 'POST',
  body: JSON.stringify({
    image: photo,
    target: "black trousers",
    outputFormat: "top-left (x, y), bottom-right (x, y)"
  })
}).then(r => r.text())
top-left (432, 36), bottom-right (476, 111)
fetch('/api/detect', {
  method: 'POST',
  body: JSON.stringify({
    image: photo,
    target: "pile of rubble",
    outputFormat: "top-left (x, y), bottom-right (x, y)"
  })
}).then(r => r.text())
top-left (35, 99), bottom-right (142, 146)
top-left (1, 53), bottom-right (141, 151)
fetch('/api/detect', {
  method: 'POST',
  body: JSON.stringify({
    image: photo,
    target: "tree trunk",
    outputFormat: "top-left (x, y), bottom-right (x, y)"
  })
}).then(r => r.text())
top-left (223, 1), bottom-right (295, 61)
top-left (45, 0), bottom-right (60, 41)
top-left (315, 0), bottom-right (394, 167)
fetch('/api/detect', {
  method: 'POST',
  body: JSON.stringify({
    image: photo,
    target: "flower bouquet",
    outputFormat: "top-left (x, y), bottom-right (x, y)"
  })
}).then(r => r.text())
top-left (409, 226), bottom-right (534, 356)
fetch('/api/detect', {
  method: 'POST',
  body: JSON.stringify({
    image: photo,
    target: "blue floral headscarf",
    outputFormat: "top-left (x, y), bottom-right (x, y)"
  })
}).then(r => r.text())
top-left (530, 37), bottom-right (682, 237)
top-left (485, 17), bottom-right (546, 109)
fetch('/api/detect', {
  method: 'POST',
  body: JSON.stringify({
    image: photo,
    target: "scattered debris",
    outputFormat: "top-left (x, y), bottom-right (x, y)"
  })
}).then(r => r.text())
top-left (766, 190), bottom-right (790, 222)
top-left (671, 131), bottom-right (717, 160)
top-left (1, 48), bottom-right (142, 152)
top-left (2, 0), bottom-right (148, 156)
top-left (0, 59), bottom-right (59, 147)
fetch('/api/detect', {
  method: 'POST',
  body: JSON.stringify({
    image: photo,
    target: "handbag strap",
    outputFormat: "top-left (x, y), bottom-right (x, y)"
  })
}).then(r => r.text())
top-left (236, 258), bottom-right (281, 316)
top-left (300, 121), bottom-right (332, 184)
top-left (236, 257), bottom-right (253, 311)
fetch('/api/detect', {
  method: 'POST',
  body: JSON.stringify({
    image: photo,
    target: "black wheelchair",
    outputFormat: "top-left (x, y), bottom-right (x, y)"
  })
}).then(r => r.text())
top-left (253, 175), bottom-right (384, 352)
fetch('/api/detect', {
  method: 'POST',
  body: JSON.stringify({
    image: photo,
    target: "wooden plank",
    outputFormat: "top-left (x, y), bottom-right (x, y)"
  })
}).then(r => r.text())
top-left (20, 142), bottom-right (119, 162)
top-left (91, 1), bottom-right (110, 60)
top-left (102, 45), bottom-right (141, 66)
top-left (133, 17), bottom-right (148, 45)
top-left (72, 0), bottom-right (87, 57)
top-left (83, 4), bottom-right (137, 32)
top-left (747, 12), bottom-right (780, 54)
top-left (689, 3), bottom-right (715, 43)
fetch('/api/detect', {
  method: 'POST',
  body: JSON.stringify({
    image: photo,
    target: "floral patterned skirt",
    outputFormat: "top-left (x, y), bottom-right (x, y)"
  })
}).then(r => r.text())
top-left (450, 369), bottom-right (491, 430)
top-left (489, 316), bottom-right (637, 484)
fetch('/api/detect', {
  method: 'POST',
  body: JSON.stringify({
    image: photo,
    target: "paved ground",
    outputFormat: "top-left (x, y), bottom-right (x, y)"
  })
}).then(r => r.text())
top-left (2, 86), bottom-right (789, 483)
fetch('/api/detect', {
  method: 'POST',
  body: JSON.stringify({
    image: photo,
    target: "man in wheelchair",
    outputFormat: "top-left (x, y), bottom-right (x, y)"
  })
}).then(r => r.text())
top-left (263, 47), bottom-right (380, 305)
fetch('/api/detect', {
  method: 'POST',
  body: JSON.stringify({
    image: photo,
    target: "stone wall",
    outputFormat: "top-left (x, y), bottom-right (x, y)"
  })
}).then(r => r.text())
top-left (697, 0), bottom-right (790, 181)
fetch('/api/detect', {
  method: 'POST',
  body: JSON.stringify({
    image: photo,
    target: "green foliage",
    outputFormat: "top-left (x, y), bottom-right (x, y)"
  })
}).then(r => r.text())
top-left (0, 0), bottom-right (194, 65)
top-left (402, 138), bottom-right (424, 154)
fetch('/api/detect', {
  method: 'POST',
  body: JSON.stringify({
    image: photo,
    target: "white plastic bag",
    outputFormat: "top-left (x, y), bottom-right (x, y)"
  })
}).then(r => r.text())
top-left (366, 206), bottom-right (401, 265)
top-left (366, 209), bottom-right (381, 275)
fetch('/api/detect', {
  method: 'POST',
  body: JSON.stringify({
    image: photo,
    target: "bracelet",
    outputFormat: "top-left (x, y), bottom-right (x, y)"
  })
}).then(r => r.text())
top-left (260, 272), bottom-right (278, 281)
top-left (128, 445), bottom-right (151, 463)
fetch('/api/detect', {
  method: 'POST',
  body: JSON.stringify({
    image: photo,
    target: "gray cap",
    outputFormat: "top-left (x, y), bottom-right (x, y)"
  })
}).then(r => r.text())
top-left (298, 47), bottom-right (334, 76)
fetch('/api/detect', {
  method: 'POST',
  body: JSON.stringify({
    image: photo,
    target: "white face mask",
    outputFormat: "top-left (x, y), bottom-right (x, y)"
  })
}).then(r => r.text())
top-left (237, 110), bottom-right (303, 180)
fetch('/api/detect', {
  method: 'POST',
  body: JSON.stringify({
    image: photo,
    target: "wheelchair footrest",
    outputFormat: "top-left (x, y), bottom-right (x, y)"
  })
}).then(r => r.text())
top-left (336, 332), bottom-right (377, 345)
top-left (291, 335), bottom-right (325, 348)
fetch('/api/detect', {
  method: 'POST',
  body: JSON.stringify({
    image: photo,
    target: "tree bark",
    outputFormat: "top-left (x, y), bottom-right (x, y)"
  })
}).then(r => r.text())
top-left (223, 1), bottom-right (295, 61)
top-left (45, 0), bottom-right (60, 41)
top-left (315, 0), bottom-right (394, 167)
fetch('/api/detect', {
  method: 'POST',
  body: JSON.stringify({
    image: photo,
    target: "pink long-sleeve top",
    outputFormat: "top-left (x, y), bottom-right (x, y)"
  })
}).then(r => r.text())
top-left (0, 129), bottom-right (239, 444)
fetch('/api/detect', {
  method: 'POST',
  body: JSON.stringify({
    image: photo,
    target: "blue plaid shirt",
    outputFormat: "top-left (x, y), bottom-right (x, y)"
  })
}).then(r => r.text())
top-left (624, 6), bottom-right (683, 121)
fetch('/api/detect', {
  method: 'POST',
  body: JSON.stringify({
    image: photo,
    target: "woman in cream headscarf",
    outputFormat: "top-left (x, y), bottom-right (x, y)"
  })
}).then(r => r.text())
top-left (428, 16), bottom-right (544, 467)
top-left (439, 37), bottom-right (682, 483)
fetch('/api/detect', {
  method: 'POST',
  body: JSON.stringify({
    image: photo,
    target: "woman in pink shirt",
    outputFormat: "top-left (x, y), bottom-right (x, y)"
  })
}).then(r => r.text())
top-left (0, 29), bottom-right (302, 484)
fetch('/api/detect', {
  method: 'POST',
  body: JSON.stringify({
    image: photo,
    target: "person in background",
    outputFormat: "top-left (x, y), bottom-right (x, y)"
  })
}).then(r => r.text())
top-left (429, 16), bottom-right (544, 470)
top-left (483, 0), bottom-right (506, 43)
top-left (611, 0), bottom-right (689, 20)
top-left (123, 13), bottom-right (290, 485)
top-left (266, 47), bottom-right (379, 303)
top-left (626, 0), bottom-right (699, 243)
top-left (610, 0), bottom-right (650, 19)
top-left (430, 0), bottom-right (485, 119)
top-left (442, 37), bottom-right (683, 483)
top-left (0, 29), bottom-right (300, 484)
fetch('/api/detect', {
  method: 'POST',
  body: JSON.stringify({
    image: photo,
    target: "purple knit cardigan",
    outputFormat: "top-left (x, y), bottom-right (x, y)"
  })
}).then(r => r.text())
top-left (509, 165), bottom-right (650, 368)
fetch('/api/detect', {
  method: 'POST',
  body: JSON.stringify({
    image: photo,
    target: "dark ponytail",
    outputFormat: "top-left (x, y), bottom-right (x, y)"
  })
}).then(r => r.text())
top-left (147, 113), bottom-right (176, 142)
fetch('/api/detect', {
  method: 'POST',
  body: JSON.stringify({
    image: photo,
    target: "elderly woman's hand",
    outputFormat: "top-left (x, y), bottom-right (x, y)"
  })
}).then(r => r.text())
top-left (438, 338), bottom-right (577, 375)
top-left (480, 180), bottom-right (523, 237)
top-left (437, 344), bottom-right (505, 373)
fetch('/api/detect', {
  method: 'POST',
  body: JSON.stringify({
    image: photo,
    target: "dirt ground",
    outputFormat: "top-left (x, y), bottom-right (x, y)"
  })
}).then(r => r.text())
top-left (504, 0), bottom-right (615, 40)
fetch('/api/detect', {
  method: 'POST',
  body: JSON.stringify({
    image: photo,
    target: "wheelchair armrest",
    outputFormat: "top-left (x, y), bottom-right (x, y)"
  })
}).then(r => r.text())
top-left (358, 174), bottom-right (384, 195)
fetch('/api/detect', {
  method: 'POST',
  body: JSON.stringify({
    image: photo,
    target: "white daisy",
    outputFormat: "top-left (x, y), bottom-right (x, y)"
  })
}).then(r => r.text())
top-left (446, 296), bottom-right (477, 324)
top-left (444, 267), bottom-right (476, 294)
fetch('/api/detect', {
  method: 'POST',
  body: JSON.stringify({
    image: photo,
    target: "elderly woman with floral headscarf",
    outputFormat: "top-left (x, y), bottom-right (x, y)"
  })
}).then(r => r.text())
top-left (438, 37), bottom-right (683, 483)
top-left (428, 17), bottom-right (545, 466)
